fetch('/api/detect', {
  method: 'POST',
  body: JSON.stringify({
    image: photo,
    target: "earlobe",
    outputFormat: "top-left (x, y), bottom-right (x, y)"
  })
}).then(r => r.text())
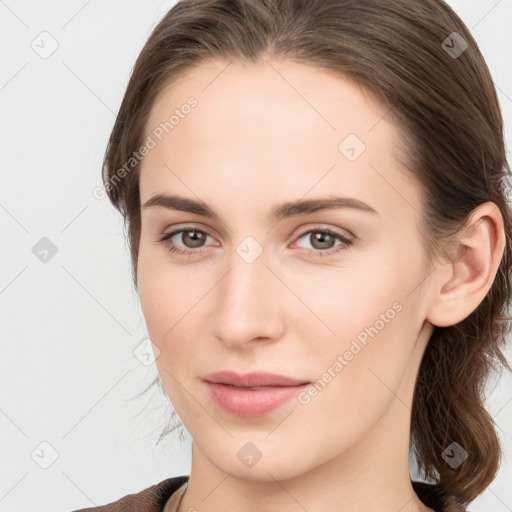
top-left (426, 202), bottom-right (505, 328)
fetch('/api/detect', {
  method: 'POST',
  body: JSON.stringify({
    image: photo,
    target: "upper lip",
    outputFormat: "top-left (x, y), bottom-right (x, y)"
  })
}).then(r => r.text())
top-left (203, 370), bottom-right (309, 387)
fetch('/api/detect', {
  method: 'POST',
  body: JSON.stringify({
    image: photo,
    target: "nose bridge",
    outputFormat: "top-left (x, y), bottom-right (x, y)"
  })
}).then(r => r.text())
top-left (224, 233), bottom-right (272, 302)
top-left (209, 237), bottom-right (285, 346)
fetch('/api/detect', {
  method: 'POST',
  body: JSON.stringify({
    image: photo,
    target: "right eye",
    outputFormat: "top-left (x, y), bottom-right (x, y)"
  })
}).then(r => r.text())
top-left (158, 226), bottom-right (216, 256)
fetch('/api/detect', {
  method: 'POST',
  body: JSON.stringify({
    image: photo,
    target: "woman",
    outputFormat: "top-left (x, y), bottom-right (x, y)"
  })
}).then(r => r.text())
top-left (72, 0), bottom-right (512, 511)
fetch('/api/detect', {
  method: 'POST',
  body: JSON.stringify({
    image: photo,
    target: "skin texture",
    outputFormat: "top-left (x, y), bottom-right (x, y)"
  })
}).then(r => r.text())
top-left (136, 58), bottom-right (505, 512)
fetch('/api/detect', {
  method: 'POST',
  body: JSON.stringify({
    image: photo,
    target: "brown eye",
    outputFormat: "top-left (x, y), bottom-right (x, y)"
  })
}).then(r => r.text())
top-left (158, 228), bottom-right (213, 256)
top-left (158, 225), bottom-right (353, 259)
top-left (179, 229), bottom-right (207, 248)
top-left (295, 228), bottom-right (353, 257)
top-left (308, 231), bottom-right (338, 250)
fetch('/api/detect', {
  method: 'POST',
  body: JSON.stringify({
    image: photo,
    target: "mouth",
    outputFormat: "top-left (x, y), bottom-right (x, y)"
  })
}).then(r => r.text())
top-left (203, 370), bottom-right (310, 387)
top-left (203, 371), bottom-right (310, 417)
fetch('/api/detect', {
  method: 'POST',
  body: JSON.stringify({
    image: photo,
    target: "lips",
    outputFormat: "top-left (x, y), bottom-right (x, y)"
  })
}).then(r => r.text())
top-left (203, 370), bottom-right (310, 417)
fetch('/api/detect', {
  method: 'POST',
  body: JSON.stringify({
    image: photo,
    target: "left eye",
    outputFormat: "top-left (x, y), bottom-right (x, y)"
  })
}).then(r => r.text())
top-left (158, 227), bottom-right (353, 257)
top-left (294, 229), bottom-right (352, 254)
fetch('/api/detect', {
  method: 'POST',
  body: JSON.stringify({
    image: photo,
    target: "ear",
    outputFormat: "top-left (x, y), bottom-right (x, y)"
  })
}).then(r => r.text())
top-left (426, 202), bottom-right (506, 327)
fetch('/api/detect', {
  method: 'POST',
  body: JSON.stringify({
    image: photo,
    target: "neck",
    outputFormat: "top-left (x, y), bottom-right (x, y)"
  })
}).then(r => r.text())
top-left (179, 400), bottom-right (432, 512)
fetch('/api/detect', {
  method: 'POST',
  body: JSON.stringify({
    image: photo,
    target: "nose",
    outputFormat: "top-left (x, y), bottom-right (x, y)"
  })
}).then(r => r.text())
top-left (209, 245), bottom-right (287, 349)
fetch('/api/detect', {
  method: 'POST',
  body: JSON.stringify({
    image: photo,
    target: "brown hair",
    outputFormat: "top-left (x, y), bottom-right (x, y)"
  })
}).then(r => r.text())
top-left (102, 0), bottom-right (512, 505)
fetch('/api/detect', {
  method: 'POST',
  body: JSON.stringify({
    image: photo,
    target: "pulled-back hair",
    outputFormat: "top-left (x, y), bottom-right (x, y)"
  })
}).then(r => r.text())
top-left (102, 0), bottom-right (512, 505)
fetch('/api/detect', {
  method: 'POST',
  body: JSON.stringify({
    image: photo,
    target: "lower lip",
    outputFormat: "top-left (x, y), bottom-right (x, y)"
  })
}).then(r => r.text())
top-left (205, 382), bottom-right (309, 417)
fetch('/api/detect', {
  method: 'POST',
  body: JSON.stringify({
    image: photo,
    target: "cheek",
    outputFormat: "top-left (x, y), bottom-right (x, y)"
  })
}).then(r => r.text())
top-left (287, 255), bottom-right (403, 341)
top-left (296, 308), bottom-right (418, 447)
top-left (137, 244), bottom-right (196, 338)
top-left (299, 246), bottom-right (426, 388)
top-left (137, 263), bottom-right (169, 339)
top-left (137, 249), bottom-right (211, 395)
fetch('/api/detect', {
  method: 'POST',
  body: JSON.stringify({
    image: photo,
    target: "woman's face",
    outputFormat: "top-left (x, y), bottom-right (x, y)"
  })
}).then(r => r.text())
top-left (137, 58), bottom-right (436, 481)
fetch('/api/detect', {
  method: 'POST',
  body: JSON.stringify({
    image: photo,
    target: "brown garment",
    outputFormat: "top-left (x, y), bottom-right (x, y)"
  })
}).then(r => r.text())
top-left (70, 476), bottom-right (468, 512)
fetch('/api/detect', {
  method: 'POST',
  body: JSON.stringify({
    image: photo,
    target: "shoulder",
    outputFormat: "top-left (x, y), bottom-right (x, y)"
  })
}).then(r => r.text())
top-left (412, 480), bottom-right (468, 512)
top-left (69, 475), bottom-right (189, 512)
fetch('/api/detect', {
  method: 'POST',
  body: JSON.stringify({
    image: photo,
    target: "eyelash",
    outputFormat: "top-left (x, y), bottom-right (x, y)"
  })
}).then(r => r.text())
top-left (157, 225), bottom-right (353, 258)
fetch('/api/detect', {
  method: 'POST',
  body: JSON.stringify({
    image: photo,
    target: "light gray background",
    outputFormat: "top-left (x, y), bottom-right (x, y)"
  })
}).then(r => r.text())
top-left (0, 1), bottom-right (511, 511)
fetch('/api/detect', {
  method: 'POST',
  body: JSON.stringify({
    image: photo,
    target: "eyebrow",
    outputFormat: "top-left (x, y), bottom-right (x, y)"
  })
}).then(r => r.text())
top-left (141, 193), bottom-right (378, 222)
top-left (142, 194), bottom-right (379, 222)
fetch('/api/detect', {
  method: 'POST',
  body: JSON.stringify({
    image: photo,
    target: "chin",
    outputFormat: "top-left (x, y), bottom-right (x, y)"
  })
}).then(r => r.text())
top-left (198, 436), bottom-right (319, 483)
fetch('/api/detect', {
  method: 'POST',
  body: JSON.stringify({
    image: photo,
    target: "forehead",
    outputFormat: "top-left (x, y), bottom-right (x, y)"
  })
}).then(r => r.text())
top-left (139, 58), bottom-right (421, 219)
top-left (144, 58), bottom-right (390, 142)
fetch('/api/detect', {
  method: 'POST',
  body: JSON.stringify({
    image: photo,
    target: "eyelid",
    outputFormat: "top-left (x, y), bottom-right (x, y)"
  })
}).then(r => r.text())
top-left (157, 224), bottom-right (218, 248)
top-left (158, 222), bottom-right (354, 256)
top-left (160, 222), bottom-right (353, 240)
top-left (290, 223), bottom-right (354, 242)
